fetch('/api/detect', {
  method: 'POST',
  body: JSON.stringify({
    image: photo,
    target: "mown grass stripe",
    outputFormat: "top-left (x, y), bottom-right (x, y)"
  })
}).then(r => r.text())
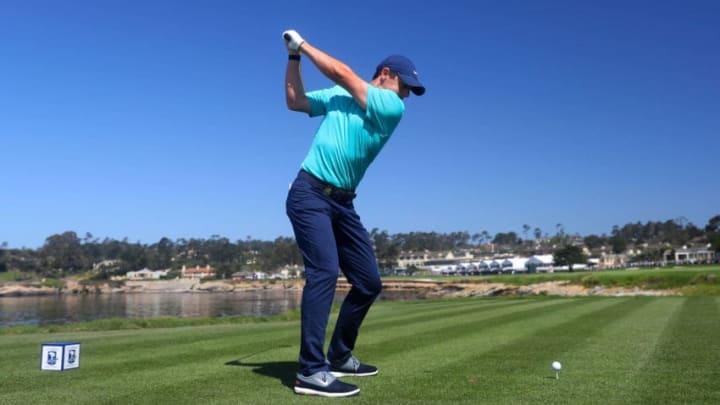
top-left (360, 298), bottom-right (633, 403)
top-left (0, 326), bottom-right (286, 370)
top-left (91, 345), bottom-right (300, 405)
top-left (0, 323), bottom-right (297, 393)
top-left (359, 297), bottom-right (530, 338)
top-left (0, 300), bottom-right (513, 398)
top-left (630, 297), bottom-right (720, 403)
top-left (558, 297), bottom-right (685, 404)
top-left (0, 322), bottom-right (290, 363)
top-left (357, 298), bottom-right (588, 360)
top-left (360, 298), bottom-right (522, 334)
top-left (444, 297), bottom-right (664, 404)
top-left (0, 325), bottom-right (299, 403)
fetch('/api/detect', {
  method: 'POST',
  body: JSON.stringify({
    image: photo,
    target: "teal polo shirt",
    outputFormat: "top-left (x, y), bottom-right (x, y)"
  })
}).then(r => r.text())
top-left (300, 85), bottom-right (404, 191)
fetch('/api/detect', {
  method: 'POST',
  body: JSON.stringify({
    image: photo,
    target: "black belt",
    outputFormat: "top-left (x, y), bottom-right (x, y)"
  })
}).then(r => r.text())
top-left (299, 169), bottom-right (357, 202)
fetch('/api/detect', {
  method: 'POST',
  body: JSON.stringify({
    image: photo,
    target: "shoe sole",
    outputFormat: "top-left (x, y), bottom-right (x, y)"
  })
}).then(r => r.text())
top-left (294, 386), bottom-right (360, 397)
top-left (329, 370), bottom-right (379, 378)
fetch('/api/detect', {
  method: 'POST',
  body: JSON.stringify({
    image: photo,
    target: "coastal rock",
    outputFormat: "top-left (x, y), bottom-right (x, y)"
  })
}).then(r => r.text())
top-left (0, 278), bottom-right (678, 297)
top-left (0, 284), bottom-right (59, 297)
top-left (194, 281), bottom-right (236, 292)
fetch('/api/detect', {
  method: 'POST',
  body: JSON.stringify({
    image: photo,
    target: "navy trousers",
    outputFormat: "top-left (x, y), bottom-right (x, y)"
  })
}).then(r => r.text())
top-left (286, 170), bottom-right (382, 375)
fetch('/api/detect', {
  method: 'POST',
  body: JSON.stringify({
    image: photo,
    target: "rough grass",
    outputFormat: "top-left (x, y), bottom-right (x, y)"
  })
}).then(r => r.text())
top-left (1, 296), bottom-right (718, 404)
top-left (0, 270), bottom-right (34, 282)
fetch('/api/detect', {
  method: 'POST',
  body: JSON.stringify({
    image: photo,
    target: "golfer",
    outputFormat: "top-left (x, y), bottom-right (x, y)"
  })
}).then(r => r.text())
top-left (282, 29), bottom-right (425, 397)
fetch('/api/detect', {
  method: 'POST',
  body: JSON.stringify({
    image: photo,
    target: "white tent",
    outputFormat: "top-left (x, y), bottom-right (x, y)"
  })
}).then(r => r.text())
top-left (502, 257), bottom-right (529, 272)
top-left (526, 255), bottom-right (554, 272)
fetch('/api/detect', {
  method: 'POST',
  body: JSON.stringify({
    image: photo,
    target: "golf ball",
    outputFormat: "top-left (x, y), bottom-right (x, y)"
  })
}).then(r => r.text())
top-left (552, 361), bottom-right (562, 371)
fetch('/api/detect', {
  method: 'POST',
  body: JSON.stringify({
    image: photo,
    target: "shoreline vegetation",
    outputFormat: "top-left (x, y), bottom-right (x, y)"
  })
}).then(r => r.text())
top-left (2, 265), bottom-right (718, 298)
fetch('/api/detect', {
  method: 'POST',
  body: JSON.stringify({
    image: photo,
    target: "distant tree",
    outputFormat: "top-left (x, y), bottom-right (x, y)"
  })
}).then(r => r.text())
top-left (583, 234), bottom-right (606, 250)
top-left (405, 265), bottom-right (420, 276)
top-left (156, 237), bottom-right (175, 268)
top-left (42, 231), bottom-right (87, 273)
top-left (705, 215), bottom-right (720, 233)
top-left (707, 215), bottom-right (720, 253)
top-left (481, 230), bottom-right (491, 245)
top-left (711, 234), bottom-right (720, 254)
top-left (533, 228), bottom-right (542, 241)
top-left (610, 236), bottom-right (627, 254)
top-left (8, 215), bottom-right (720, 281)
top-left (370, 229), bottom-right (401, 270)
top-left (631, 247), bottom-right (665, 263)
top-left (522, 224), bottom-right (531, 239)
top-left (553, 245), bottom-right (588, 272)
top-left (205, 235), bottom-right (236, 265)
top-left (269, 236), bottom-right (303, 269)
top-left (0, 246), bottom-right (6, 272)
top-left (492, 232), bottom-right (520, 246)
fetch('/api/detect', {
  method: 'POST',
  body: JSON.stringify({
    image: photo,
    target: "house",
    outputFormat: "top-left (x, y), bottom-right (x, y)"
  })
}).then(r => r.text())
top-left (126, 268), bottom-right (168, 280)
top-left (399, 249), bottom-right (477, 271)
top-left (599, 253), bottom-right (627, 269)
top-left (275, 264), bottom-right (302, 279)
top-left (666, 247), bottom-right (715, 264)
top-left (231, 271), bottom-right (267, 280)
top-left (397, 251), bottom-right (430, 269)
top-left (231, 272), bottom-right (252, 281)
top-left (182, 265), bottom-right (216, 280)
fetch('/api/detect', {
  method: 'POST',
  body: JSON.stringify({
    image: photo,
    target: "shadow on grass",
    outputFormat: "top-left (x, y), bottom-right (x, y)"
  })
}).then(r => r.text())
top-left (225, 360), bottom-right (297, 389)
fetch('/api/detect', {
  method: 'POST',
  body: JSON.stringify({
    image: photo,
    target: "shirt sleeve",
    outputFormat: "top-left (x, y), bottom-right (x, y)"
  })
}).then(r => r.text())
top-left (305, 88), bottom-right (333, 117)
top-left (365, 86), bottom-right (405, 135)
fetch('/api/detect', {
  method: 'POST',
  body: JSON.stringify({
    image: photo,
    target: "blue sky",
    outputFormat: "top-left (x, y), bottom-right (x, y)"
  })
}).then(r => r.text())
top-left (2, 0), bottom-right (719, 249)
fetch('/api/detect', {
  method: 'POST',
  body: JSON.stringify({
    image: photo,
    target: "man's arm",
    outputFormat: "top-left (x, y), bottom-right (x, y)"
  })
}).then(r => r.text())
top-left (284, 30), bottom-right (369, 110)
top-left (285, 50), bottom-right (311, 113)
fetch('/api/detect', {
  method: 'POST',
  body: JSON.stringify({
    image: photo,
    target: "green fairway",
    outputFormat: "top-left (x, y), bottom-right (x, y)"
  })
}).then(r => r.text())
top-left (1, 297), bottom-right (719, 404)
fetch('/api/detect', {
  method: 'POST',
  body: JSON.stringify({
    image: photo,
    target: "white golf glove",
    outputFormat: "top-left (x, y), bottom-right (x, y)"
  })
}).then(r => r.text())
top-left (282, 29), bottom-right (305, 51)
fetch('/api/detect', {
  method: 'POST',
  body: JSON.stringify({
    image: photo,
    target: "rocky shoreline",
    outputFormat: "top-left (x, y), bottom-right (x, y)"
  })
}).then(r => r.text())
top-left (0, 278), bottom-right (676, 298)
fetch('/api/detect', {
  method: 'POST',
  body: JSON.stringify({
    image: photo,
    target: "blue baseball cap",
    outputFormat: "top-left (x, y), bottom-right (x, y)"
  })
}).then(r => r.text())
top-left (374, 55), bottom-right (426, 96)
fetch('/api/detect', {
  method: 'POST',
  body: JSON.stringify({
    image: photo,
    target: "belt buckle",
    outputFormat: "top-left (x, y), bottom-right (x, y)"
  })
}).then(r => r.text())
top-left (323, 186), bottom-right (333, 196)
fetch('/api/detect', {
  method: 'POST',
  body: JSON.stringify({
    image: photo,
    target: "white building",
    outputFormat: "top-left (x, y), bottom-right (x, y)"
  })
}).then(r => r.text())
top-left (182, 265), bottom-right (216, 280)
top-left (126, 268), bottom-right (168, 280)
top-left (668, 247), bottom-right (716, 264)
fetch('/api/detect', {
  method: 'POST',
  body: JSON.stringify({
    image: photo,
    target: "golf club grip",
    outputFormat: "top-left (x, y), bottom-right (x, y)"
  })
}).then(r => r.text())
top-left (283, 33), bottom-right (291, 41)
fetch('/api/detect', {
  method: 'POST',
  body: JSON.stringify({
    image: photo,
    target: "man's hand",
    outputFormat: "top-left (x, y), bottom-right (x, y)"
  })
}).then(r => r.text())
top-left (282, 29), bottom-right (305, 52)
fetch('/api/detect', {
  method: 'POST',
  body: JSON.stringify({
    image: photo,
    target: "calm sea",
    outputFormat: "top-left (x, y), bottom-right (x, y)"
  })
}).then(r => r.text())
top-left (0, 290), bottom-right (419, 327)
